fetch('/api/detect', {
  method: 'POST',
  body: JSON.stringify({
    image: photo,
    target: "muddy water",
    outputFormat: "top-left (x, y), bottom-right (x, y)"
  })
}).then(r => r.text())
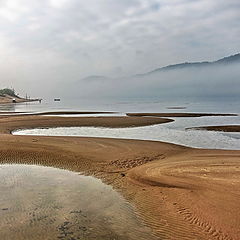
top-left (0, 164), bottom-right (155, 240)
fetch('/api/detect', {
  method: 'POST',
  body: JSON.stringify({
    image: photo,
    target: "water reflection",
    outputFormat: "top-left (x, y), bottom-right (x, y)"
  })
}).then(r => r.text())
top-left (0, 164), bottom-right (154, 240)
top-left (6, 99), bottom-right (240, 113)
top-left (0, 103), bottom-right (16, 111)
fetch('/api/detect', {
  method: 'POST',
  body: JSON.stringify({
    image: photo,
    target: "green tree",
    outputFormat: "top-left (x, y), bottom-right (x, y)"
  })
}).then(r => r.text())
top-left (0, 88), bottom-right (16, 97)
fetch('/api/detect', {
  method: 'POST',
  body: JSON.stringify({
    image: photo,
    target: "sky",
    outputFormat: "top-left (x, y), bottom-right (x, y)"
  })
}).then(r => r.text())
top-left (0, 0), bottom-right (239, 97)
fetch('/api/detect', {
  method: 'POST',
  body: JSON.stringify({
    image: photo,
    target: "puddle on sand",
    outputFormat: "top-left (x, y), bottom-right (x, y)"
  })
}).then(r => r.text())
top-left (0, 164), bottom-right (155, 240)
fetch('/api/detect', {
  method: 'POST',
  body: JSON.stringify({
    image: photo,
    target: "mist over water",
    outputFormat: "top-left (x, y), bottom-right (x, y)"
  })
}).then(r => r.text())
top-left (3, 58), bottom-right (240, 103)
top-left (57, 63), bottom-right (240, 101)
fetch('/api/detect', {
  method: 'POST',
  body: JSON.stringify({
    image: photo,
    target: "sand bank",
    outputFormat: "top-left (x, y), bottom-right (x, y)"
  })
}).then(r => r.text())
top-left (0, 114), bottom-right (239, 239)
top-left (127, 112), bottom-right (238, 117)
top-left (0, 116), bottom-right (173, 134)
top-left (188, 125), bottom-right (240, 132)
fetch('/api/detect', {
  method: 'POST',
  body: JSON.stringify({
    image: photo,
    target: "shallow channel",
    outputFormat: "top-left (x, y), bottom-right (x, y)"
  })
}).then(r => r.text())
top-left (13, 116), bottom-right (240, 150)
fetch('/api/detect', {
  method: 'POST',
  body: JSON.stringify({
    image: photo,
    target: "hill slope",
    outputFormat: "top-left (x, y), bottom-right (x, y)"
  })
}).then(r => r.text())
top-left (137, 53), bottom-right (240, 77)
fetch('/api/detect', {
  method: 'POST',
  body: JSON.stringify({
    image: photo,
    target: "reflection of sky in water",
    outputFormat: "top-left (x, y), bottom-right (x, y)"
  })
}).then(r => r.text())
top-left (14, 116), bottom-right (240, 150)
top-left (0, 164), bottom-right (154, 240)
top-left (1, 99), bottom-right (240, 113)
top-left (168, 116), bottom-right (240, 129)
top-left (222, 132), bottom-right (240, 140)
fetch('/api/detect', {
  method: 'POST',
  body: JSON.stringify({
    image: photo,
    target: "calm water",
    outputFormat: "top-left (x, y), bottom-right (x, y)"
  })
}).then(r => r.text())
top-left (0, 98), bottom-right (240, 113)
top-left (0, 164), bottom-right (155, 240)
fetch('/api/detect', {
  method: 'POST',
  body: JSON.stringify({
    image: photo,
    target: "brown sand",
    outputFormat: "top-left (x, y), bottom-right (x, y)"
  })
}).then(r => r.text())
top-left (127, 112), bottom-right (238, 117)
top-left (0, 115), bottom-right (239, 239)
top-left (188, 125), bottom-right (240, 132)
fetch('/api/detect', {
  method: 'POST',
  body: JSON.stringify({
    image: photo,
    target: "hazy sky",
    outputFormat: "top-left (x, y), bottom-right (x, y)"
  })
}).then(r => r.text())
top-left (0, 0), bottom-right (239, 96)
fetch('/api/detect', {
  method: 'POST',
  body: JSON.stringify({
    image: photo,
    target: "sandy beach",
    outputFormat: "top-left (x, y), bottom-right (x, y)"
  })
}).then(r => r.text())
top-left (0, 114), bottom-right (240, 239)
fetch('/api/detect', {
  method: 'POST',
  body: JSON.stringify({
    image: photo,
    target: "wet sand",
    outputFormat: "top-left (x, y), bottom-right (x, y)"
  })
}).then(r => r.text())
top-left (0, 115), bottom-right (240, 239)
top-left (188, 125), bottom-right (240, 132)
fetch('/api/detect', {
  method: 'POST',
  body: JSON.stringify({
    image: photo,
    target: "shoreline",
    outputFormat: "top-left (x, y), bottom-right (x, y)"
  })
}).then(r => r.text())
top-left (0, 96), bottom-right (40, 105)
top-left (0, 114), bottom-right (240, 239)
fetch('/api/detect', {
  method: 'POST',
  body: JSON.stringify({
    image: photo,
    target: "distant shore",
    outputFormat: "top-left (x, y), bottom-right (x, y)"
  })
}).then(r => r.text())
top-left (0, 113), bottom-right (239, 239)
top-left (0, 95), bottom-right (40, 104)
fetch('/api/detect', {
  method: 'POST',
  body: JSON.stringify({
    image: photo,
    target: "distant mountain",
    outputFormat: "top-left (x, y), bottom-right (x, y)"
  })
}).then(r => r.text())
top-left (70, 53), bottom-right (240, 99)
top-left (214, 53), bottom-right (240, 64)
top-left (137, 53), bottom-right (240, 77)
top-left (80, 53), bottom-right (240, 81)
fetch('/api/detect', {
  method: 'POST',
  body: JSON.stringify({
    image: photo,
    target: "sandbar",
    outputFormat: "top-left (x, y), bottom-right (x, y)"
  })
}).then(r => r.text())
top-left (127, 112), bottom-right (238, 117)
top-left (188, 125), bottom-right (240, 132)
